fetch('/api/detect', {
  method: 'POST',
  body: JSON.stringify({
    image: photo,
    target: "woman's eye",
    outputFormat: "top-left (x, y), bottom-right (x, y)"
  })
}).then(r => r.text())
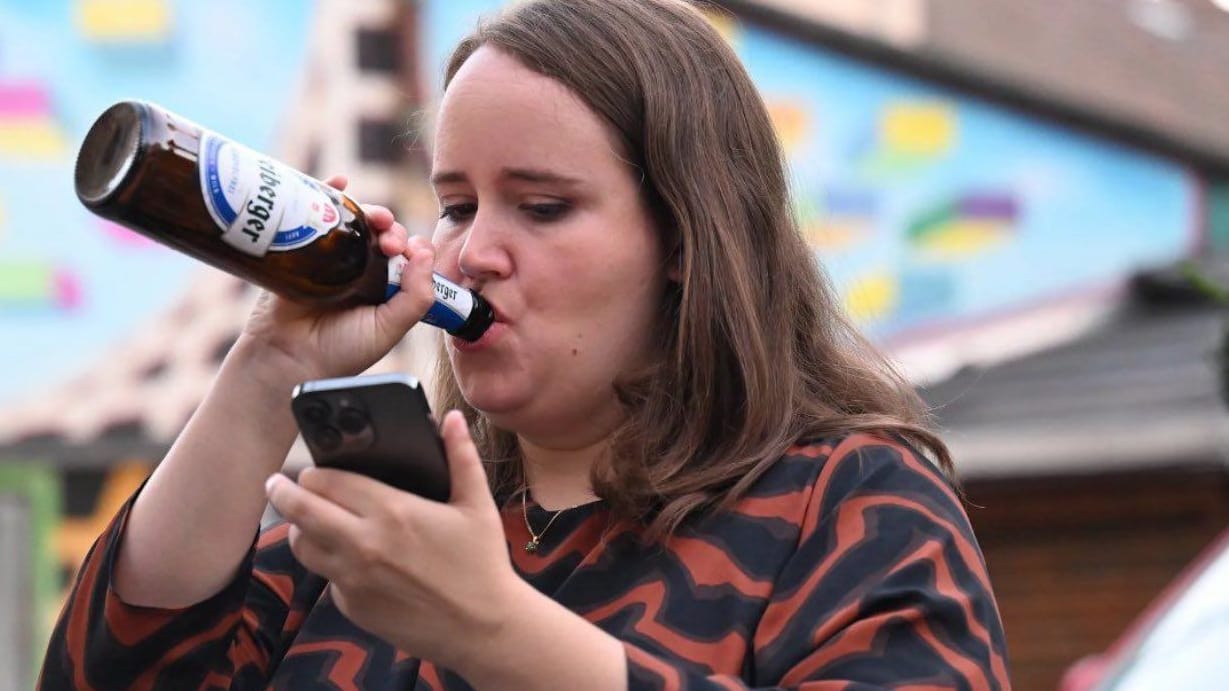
top-left (439, 203), bottom-right (476, 222)
top-left (521, 202), bottom-right (570, 222)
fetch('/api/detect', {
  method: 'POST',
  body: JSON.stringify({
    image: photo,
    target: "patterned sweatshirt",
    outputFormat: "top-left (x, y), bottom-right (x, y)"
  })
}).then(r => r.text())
top-left (40, 433), bottom-right (1011, 690)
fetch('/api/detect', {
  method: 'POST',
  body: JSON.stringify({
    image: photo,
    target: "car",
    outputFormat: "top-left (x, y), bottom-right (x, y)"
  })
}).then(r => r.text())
top-left (1060, 526), bottom-right (1229, 690)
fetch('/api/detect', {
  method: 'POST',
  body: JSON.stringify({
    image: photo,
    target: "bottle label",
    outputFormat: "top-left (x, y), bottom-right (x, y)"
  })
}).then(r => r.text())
top-left (199, 132), bottom-right (339, 257)
top-left (384, 255), bottom-right (408, 301)
top-left (382, 258), bottom-right (475, 331)
top-left (423, 275), bottom-right (475, 331)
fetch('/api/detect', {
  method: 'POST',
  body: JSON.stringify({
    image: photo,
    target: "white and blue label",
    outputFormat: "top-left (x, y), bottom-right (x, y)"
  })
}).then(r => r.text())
top-left (199, 132), bottom-right (338, 257)
top-left (383, 257), bottom-right (474, 328)
top-left (422, 275), bottom-right (474, 331)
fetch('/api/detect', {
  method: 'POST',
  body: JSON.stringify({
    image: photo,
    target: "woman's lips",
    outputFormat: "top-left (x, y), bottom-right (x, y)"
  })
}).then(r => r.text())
top-left (451, 320), bottom-right (508, 353)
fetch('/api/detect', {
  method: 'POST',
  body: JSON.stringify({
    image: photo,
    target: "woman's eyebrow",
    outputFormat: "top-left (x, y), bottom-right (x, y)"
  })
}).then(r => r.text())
top-left (501, 167), bottom-right (585, 187)
top-left (431, 170), bottom-right (468, 186)
top-left (429, 168), bottom-right (585, 187)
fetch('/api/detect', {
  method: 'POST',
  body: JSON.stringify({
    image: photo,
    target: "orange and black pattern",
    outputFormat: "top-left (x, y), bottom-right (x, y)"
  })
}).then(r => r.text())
top-left (40, 434), bottom-right (1010, 690)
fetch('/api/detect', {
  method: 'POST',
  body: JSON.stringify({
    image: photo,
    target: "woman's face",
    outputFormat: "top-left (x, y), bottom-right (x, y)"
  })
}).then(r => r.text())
top-left (431, 46), bottom-right (667, 448)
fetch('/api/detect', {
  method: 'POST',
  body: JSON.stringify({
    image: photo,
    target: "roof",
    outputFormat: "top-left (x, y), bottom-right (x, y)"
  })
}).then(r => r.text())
top-left (718, 0), bottom-right (1229, 175)
top-left (0, 269), bottom-right (440, 469)
top-left (0, 271), bottom-right (251, 467)
top-left (926, 293), bottom-right (1229, 479)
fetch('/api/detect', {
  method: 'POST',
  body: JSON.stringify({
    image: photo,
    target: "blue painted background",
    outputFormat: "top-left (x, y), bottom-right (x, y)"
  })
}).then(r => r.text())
top-left (0, 0), bottom-right (314, 404)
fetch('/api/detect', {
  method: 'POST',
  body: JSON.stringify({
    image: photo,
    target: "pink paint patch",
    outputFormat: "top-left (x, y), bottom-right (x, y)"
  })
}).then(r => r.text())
top-left (53, 268), bottom-right (82, 310)
top-left (0, 81), bottom-right (52, 119)
top-left (99, 220), bottom-right (155, 248)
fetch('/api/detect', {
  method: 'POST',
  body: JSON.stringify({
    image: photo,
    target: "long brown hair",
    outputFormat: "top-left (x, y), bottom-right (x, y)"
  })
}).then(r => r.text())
top-left (432, 0), bottom-right (953, 538)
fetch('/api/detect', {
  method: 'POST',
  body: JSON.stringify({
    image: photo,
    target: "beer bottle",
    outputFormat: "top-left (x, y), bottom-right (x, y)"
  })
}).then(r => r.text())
top-left (74, 101), bottom-right (492, 341)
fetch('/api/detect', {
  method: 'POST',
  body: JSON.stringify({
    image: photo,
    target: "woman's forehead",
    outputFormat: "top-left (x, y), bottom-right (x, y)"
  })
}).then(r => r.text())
top-left (434, 48), bottom-right (623, 175)
top-left (441, 47), bottom-right (582, 127)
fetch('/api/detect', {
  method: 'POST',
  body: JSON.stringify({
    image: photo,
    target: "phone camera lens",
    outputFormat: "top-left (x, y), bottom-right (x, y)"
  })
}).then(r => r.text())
top-left (301, 400), bottom-right (331, 424)
top-left (312, 426), bottom-right (343, 451)
top-left (336, 407), bottom-right (369, 435)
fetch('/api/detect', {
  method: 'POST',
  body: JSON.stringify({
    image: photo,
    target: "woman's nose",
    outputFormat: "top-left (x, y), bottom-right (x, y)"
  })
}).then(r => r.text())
top-left (457, 212), bottom-right (513, 284)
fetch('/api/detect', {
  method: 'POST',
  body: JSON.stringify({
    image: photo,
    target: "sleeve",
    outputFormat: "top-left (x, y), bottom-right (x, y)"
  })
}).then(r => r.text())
top-left (623, 435), bottom-right (1012, 691)
top-left (37, 484), bottom-right (328, 691)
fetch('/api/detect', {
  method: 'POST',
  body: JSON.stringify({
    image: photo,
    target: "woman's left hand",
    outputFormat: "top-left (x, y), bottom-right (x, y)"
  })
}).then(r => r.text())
top-left (265, 410), bottom-right (521, 671)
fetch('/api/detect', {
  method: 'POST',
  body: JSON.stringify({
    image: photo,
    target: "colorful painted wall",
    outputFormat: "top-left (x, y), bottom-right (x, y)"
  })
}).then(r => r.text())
top-left (425, 1), bottom-right (1200, 342)
top-left (0, 0), bottom-right (314, 407)
top-left (0, 0), bottom-right (1203, 410)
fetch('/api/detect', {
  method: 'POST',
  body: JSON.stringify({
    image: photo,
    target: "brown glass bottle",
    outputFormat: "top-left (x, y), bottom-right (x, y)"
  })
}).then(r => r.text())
top-left (75, 100), bottom-right (492, 340)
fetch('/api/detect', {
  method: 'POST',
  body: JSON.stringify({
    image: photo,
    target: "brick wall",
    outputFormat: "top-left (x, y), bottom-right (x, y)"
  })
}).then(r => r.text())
top-left (965, 467), bottom-right (1229, 690)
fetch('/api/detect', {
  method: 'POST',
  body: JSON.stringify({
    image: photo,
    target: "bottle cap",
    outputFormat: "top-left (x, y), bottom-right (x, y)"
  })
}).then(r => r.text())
top-left (450, 294), bottom-right (495, 342)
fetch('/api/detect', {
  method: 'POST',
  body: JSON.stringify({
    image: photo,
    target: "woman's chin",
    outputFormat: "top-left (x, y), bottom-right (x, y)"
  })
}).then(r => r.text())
top-left (458, 382), bottom-right (530, 419)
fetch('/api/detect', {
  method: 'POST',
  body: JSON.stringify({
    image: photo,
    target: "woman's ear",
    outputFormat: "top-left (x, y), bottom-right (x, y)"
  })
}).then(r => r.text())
top-left (667, 249), bottom-right (683, 283)
top-left (663, 253), bottom-right (683, 282)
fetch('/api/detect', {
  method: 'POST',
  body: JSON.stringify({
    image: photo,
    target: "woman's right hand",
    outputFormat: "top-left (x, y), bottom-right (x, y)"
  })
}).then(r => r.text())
top-left (238, 174), bottom-right (438, 382)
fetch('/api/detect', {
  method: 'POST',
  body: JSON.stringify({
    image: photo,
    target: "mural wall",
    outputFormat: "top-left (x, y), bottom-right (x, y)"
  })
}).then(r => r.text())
top-left (0, 0), bottom-right (1202, 408)
top-left (0, 0), bottom-right (314, 407)
top-left (424, 0), bottom-right (1199, 342)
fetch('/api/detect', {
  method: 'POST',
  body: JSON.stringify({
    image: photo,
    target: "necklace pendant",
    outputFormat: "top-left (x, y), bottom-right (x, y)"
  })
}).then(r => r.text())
top-left (525, 538), bottom-right (539, 553)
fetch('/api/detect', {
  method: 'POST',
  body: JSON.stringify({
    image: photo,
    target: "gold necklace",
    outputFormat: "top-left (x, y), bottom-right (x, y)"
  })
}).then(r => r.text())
top-left (520, 489), bottom-right (583, 553)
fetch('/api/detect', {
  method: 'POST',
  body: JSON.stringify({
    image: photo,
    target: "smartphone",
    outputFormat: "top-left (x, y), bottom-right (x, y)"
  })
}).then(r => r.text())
top-left (290, 373), bottom-right (450, 501)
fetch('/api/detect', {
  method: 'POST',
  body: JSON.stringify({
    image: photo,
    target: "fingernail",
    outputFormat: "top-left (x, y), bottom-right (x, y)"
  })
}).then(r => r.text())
top-left (265, 474), bottom-right (281, 494)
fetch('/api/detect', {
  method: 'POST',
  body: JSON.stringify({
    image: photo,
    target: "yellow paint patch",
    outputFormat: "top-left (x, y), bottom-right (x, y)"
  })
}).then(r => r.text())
top-left (702, 8), bottom-right (740, 47)
top-left (803, 219), bottom-right (867, 252)
top-left (77, 0), bottom-right (172, 41)
top-left (882, 102), bottom-right (955, 157)
top-left (0, 120), bottom-right (66, 159)
top-left (913, 221), bottom-right (1009, 261)
top-left (845, 272), bottom-right (898, 322)
top-left (767, 100), bottom-right (811, 154)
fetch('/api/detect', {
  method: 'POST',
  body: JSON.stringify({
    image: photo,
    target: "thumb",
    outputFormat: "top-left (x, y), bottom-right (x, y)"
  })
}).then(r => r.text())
top-left (375, 240), bottom-right (435, 342)
top-left (441, 410), bottom-right (494, 509)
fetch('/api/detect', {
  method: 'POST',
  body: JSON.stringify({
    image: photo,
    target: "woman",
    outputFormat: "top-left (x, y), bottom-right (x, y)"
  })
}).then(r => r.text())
top-left (40, 0), bottom-right (1010, 689)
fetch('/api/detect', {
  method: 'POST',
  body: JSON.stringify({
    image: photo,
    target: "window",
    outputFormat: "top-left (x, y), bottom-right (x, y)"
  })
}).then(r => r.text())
top-left (358, 118), bottom-right (407, 163)
top-left (356, 27), bottom-right (401, 73)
